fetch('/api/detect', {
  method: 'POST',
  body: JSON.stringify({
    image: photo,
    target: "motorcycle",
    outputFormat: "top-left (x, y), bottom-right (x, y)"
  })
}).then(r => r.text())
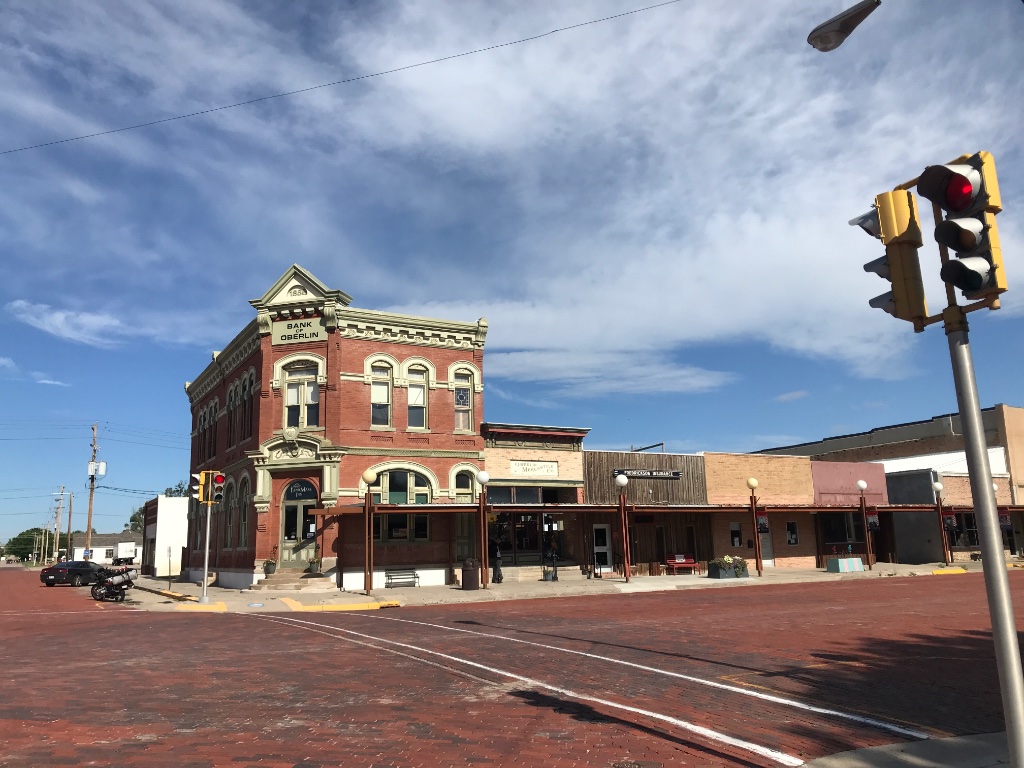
top-left (91, 567), bottom-right (138, 602)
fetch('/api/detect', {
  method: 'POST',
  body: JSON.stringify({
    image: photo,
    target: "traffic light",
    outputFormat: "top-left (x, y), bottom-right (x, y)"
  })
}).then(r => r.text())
top-left (211, 472), bottom-right (226, 503)
top-left (852, 188), bottom-right (928, 325)
top-left (190, 472), bottom-right (206, 503)
top-left (917, 151), bottom-right (1004, 300)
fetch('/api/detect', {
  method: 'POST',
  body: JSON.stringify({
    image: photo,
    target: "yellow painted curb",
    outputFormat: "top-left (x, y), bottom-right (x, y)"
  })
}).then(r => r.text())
top-left (932, 568), bottom-right (968, 575)
top-left (176, 602), bottom-right (228, 612)
top-left (280, 597), bottom-right (400, 612)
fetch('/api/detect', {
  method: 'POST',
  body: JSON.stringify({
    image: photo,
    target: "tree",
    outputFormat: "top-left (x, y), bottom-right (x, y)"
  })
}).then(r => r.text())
top-left (128, 506), bottom-right (145, 533)
top-left (164, 481), bottom-right (188, 497)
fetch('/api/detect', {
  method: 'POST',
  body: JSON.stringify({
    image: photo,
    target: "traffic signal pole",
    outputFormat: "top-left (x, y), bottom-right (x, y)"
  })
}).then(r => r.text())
top-left (199, 497), bottom-right (212, 605)
top-left (944, 307), bottom-right (1024, 765)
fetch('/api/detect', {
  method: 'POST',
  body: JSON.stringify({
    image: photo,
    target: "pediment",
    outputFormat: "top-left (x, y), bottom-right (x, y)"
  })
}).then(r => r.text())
top-left (249, 264), bottom-right (352, 312)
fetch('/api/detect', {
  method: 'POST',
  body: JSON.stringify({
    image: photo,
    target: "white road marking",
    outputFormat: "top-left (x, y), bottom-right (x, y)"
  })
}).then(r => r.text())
top-left (257, 614), bottom-right (805, 767)
top-left (369, 614), bottom-right (929, 740)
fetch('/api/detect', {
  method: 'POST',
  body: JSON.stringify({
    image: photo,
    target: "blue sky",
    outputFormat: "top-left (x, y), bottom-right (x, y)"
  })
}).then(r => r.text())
top-left (2, 0), bottom-right (1023, 544)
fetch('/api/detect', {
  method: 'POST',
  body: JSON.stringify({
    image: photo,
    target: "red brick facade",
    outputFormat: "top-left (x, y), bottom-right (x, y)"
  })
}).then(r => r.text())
top-left (184, 266), bottom-right (488, 588)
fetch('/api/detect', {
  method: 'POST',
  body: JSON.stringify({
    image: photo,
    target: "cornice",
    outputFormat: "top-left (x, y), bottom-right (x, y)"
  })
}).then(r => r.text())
top-left (334, 307), bottom-right (487, 351)
top-left (344, 446), bottom-right (485, 459)
top-left (185, 320), bottom-right (261, 405)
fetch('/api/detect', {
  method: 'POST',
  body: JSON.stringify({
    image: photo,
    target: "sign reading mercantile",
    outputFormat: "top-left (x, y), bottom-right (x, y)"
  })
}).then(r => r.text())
top-left (613, 469), bottom-right (681, 479)
top-left (272, 317), bottom-right (327, 345)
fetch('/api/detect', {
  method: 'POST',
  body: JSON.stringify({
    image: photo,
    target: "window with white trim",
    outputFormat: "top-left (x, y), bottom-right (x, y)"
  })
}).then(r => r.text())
top-left (371, 364), bottom-right (392, 427)
top-left (453, 371), bottom-right (473, 431)
top-left (407, 366), bottom-right (427, 429)
top-left (238, 479), bottom-right (249, 548)
top-left (368, 470), bottom-right (430, 541)
top-left (226, 391), bottom-right (237, 446)
top-left (455, 471), bottom-right (473, 503)
top-left (241, 375), bottom-right (254, 440)
top-left (285, 365), bottom-right (319, 428)
top-left (224, 487), bottom-right (235, 548)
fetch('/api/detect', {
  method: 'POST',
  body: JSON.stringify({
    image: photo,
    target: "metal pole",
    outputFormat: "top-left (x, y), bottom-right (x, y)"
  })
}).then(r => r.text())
top-left (479, 488), bottom-right (489, 588)
top-left (750, 492), bottom-right (763, 577)
top-left (860, 493), bottom-right (873, 571)
top-left (619, 492), bottom-right (630, 582)
top-left (936, 494), bottom-right (951, 566)
top-left (52, 488), bottom-right (63, 563)
top-left (198, 501), bottom-right (211, 604)
top-left (364, 490), bottom-right (373, 595)
top-left (946, 318), bottom-right (1024, 764)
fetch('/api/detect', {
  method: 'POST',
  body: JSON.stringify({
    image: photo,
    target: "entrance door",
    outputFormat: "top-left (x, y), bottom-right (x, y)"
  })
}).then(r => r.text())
top-left (281, 480), bottom-right (320, 568)
top-left (759, 531), bottom-right (775, 567)
top-left (592, 524), bottom-right (612, 575)
top-left (282, 502), bottom-right (318, 567)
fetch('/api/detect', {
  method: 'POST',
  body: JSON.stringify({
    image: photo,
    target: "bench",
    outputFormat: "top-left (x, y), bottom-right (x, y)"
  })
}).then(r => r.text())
top-left (385, 569), bottom-right (420, 588)
top-left (665, 555), bottom-right (702, 575)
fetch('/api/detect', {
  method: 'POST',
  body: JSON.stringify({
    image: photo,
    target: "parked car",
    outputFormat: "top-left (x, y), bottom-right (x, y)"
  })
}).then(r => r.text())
top-left (39, 561), bottom-right (105, 587)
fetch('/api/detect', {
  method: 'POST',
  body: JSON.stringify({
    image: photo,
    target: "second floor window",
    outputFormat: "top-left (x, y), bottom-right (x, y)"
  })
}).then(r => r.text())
top-left (371, 364), bottom-right (392, 426)
top-left (454, 371), bottom-right (472, 431)
top-left (407, 367), bottom-right (427, 428)
top-left (285, 367), bottom-right (319, 427)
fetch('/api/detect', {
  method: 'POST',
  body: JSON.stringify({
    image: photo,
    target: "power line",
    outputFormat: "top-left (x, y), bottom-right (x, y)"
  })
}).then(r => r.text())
top-left (0, 0), bottom-right (682, 156)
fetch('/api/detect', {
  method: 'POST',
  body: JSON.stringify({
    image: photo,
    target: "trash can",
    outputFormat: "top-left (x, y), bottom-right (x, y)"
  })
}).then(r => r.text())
top-left (462, 558), bottom-right (480, 590)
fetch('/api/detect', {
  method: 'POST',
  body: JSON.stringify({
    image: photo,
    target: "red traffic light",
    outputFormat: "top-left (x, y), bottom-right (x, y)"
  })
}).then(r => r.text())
top-left (918, 163), bottom-right (981, 214)
top-left (944, 173), bottom-right (975, 212)
top-left (212, 473), bottom-right (226, 485)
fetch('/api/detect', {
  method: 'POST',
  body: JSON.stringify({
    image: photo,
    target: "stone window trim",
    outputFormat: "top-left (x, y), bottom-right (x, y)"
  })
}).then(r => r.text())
top-left (359, 461), bottom-right (441, 500)
top-left (270, 353), bottom-right (327, 391)
top-left (446, 463), bottom-right (487, 499)
top-left (223, 483), bottom-right (236, 551)
top-left (444, 361), bottom-right (483, 393)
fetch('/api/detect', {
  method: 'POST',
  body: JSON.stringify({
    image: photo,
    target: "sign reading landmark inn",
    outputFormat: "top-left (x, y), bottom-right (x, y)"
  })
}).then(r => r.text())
top-left (272, 317), bottom-right (327, 345)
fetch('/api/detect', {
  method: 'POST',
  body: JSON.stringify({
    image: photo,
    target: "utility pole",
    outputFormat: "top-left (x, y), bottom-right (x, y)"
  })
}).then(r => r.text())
top-left (52, 487), bottom-right (64, 562)
top-left (85, 424), bottom-right (98, 560)
top-left (66, 492), bottom-right (74, 561)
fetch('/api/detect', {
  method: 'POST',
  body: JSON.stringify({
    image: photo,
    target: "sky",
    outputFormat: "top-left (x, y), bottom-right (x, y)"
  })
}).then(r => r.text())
top-left (2, 0), bottom-right (1023, 544)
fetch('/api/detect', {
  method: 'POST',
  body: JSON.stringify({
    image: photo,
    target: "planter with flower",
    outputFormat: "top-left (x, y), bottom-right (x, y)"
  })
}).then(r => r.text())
top-left (263, 546), bottom-right (279, 576)
top-left (707, 555), bottom-right (749, 579)
top-left (307, 546), bottom-right (322, 575)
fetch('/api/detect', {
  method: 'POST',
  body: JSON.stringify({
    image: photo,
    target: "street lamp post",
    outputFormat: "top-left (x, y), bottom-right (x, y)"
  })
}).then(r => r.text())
top-left (615, 474), bottom-right (631, 582)
top-left (857, 480), bottom-right (874, 571)
top-left (747, 478), bottom-right (764, 577)
top-left (477, 471), bottom-right (490, 589)
top-left (934, 481), bottom-right (951, 566)
top-left (362, 469), bottom-right (377, 595)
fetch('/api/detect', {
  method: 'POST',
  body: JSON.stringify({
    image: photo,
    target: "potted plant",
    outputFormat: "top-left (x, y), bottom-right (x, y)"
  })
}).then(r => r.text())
top-left (263, 545), bottom-right (278, 576)
top-left (707, 555), bottom-right (749, 579)
top-left (307, 546), bottom-right (321, 575)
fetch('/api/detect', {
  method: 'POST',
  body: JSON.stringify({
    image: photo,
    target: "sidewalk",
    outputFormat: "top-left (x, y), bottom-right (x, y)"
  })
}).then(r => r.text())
top-left (129, 559), bottom-right (984, 613)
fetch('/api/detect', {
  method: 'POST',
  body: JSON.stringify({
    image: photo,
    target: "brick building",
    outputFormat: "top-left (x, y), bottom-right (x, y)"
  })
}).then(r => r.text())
top-left (184, 265), bottom-right (489, 589)
top-left (759, 405), bottom-right (1024, 562)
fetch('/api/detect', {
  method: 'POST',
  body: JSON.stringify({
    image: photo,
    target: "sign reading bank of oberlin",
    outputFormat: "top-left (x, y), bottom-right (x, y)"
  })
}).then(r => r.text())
top-left (613, 469), bottom-right (681, 480)
top-left (272, 317), bottom-right (327, 346)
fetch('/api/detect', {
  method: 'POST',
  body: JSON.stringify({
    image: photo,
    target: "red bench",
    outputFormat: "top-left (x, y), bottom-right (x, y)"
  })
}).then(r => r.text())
top-left (665, 554), bottom-right (702, 575)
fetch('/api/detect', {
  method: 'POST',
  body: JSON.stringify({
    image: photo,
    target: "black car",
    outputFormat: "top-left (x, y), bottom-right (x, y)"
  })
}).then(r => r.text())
top-left (39, 560), bottom-right (104, 587)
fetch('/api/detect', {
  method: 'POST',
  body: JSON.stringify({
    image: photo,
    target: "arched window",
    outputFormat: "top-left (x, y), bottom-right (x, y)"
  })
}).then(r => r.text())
top-left (370, 364), bottom-right (392, 427)
top-left (238, 478), bottom-right (249, 548)
top-left (284, 364), bottom-right (319, 428)
top-left (407, 366), bottom-right (428, 429)
top-left (453, 370), bottom-right (473, 431)
top-left (223, 486), bottom-right (235, 549)
top-left (242, 375), bottom-right (254, 440)
top-left (207, 402), bottom-right (218, 459)
top-left (455, 471), bottom-right (473, 503)
top-left (367, 470), bottom-right (431, 541)
top-left (226, 390), bottom-right (237, 446)
top-left (196, 412), bottom-right (206, 463)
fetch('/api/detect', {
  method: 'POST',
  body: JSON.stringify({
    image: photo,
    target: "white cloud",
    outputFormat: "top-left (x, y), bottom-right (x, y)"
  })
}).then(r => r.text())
top-left (775, 390), bottom-right (809, 403)
top-left (30, 372), bottom-right (70, 387)
top-left (0, 357), bottom-right (15, 371)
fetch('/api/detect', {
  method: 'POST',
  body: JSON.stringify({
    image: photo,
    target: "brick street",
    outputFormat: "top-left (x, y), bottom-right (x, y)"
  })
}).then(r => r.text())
top-left (0, 569), bottom-right (1019, 767)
